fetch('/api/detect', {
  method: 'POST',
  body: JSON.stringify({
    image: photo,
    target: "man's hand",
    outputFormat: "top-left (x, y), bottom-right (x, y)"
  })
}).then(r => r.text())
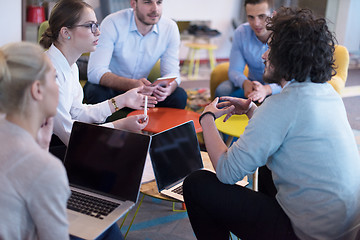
top-left (202, 97), bottom-right (235, 120)
top-left (243, 79), bottom-right (255, 98)
top-left (247, 81), bottom-right (271, 103)
top-left (152, 81), bottom-right (177, 102)
top-left (217, 97), bottom-right (252, 122)
top-left (120, 86), bottom-right (157, 110)
top-left (36, 117), bottom-right (54, 150)
top-left (138, 78), bottom-right (157, 96)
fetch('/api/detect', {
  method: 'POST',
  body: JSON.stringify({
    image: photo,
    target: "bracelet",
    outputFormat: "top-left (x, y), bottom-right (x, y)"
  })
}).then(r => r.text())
top-left (199, 111), bottom-right (216, 125)
top-left (111, 98), bottom-right (119, 111)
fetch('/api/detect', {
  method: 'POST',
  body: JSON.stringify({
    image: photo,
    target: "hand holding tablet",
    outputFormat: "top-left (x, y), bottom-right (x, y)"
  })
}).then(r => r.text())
top-left (151, 76), bottom-right (177, 87)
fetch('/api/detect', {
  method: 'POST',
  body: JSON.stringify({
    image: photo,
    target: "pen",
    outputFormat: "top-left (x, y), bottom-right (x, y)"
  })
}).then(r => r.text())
top-left (144, 96), bottom-right (148, 119)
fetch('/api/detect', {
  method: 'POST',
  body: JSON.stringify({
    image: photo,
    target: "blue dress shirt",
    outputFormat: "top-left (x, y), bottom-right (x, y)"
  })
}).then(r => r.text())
top-left (87, 8), bottom-right (181, 85)
top-left (229, 23), bottom-right (282, 95)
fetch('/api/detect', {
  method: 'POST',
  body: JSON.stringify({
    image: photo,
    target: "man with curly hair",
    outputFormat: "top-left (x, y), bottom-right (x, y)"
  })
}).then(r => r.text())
top-left (183, 7), bottom-right (360, 240)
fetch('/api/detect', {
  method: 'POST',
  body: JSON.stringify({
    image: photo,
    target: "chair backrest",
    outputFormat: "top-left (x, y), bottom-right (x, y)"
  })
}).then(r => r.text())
top-left (210, 62), bottom-right (248, 100)
top-left (147, 60), bottom-right (161, 83)
top-left (38, 20), bottom-right (49, 44)
top-left (328, 45), bottom-right (349, 94)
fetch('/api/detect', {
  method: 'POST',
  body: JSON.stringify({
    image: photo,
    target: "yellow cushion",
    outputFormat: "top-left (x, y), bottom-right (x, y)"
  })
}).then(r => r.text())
top-left (328, 45), bottom-right (349, 94)
top-left (210, 62), bottom-right (248, 99)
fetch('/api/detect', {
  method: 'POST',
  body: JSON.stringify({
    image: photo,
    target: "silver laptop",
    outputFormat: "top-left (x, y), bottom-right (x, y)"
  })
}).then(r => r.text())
top-left (64, 121), bottom-right (151, 239)
top-left (149, 121), bottom-right (203, 202)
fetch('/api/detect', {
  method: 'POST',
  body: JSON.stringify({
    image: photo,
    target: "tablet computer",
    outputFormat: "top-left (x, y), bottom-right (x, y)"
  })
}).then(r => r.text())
top-left (151, 76), bottom-right (177, 87)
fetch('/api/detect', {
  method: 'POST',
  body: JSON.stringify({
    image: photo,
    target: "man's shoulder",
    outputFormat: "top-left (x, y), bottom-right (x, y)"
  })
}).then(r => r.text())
top-left (102, 8), bottom-right (132, 25)
top-left (235, 22), bottom-right (252, 35)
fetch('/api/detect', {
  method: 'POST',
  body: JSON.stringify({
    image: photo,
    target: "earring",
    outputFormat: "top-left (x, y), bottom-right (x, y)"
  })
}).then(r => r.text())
top-left (67, 36), bottom-right (71, 40)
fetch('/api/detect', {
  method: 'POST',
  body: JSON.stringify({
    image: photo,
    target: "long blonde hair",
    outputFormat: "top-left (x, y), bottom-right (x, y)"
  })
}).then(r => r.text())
top-left (0, 42), bottom-right (50, 114)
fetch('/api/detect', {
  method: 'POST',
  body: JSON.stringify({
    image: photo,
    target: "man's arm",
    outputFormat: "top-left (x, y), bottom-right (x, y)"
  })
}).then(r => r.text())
top-left (151, 20), bottom-right (181, 101)
top-left (99, 72), bottom-right (150, 92)
top-left (87, 15), bottom-right (151, 91)
top-left (228, 27), bottom-right (249, 88)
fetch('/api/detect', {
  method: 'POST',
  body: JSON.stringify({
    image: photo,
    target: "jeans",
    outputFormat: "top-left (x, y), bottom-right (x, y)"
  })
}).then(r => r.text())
top-left (183, 168), bottom-right (299, 240)
top-left (84, 82), bottom-right (188, 109)
top-left (70, 223), bottom-right (124, 240)
top-left (214, 80), bottom-right (245, 98)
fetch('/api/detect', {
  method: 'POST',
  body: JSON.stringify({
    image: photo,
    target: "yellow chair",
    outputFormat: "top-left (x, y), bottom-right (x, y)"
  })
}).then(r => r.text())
top-left (210, 45), bottom-right (349, 99)
top-left (329, 45), bottom-right (349, 94)
top-left (210, 62), bottom-right (248, 100)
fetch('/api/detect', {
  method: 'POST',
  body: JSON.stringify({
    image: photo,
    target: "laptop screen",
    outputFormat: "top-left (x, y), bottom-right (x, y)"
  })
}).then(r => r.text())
top-left (149, 121), bottom-right (203, 191)
top-left (64, 122), bottom-right (150, 202)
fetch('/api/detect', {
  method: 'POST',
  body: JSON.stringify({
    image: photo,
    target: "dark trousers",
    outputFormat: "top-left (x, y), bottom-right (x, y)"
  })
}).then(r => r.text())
top-left (183, 167), bottom-right (299, 240)
top-left (84, 81), bottom-right (188, 109)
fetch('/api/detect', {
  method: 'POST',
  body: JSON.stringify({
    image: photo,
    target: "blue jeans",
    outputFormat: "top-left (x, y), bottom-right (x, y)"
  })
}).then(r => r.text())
top-left (84, 82), bottom-right (188, 109)
top-left (70, 223), bottom-right (124, 240)
top-left (215, 80), bottom-right (245, 98)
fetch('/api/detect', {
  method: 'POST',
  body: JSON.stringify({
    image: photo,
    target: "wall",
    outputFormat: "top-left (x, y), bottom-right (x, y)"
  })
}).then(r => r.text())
top-left (162, 0), bottom-right (242, 60)
top-left (335, 0), bottom-right (360, 52)
top-left (1, 0), bottom-right (22, 46)
top-left (86, 0), bottom-right (242, 60)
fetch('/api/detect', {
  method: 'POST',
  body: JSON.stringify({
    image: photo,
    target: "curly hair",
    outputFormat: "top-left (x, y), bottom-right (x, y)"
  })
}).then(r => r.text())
top-left (266, 7), bottom-right (336, 83)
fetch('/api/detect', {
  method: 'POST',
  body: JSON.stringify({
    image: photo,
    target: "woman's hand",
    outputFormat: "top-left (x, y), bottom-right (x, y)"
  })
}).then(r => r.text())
top-left (36, 117), bottom-right (54, 150)
top-left (115, 86), bottom-right (157, 110)
top-left (217, 97), bottom-right (253, 122)
top-left (112, 114), bottom-right (148, 132)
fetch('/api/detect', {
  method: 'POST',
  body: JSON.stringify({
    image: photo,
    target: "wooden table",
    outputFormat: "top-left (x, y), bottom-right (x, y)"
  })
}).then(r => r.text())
top-left (128, 107), bottom-right (202, 134)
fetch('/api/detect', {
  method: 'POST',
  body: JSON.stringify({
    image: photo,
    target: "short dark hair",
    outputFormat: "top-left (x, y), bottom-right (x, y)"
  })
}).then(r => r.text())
top-left (244, 0), bottom-right (273, 9)
top-left (266, 7), bottom-right (336, 83)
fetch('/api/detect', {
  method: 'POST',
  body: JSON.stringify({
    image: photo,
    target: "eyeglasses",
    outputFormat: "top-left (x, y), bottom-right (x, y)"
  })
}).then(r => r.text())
top-left (69, 22), bottom-right (99, 33)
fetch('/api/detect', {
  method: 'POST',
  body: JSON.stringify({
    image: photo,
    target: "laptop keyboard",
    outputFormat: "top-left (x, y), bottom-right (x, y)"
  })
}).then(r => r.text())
top-left (171, 185), bottom-right (183, 195)
top-left (67, 190), bottom-right (120, 220)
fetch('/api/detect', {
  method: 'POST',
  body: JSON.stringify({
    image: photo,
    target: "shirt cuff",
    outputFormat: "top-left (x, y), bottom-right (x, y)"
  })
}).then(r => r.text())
top-left (269, 83), bottom-right (282, 95)
top-left (102, 122), bottom-right (114, 128)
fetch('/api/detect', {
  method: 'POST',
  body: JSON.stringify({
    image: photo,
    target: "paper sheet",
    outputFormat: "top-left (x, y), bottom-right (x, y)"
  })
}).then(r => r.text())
top-left (141, 152), bottom-right (155, 184)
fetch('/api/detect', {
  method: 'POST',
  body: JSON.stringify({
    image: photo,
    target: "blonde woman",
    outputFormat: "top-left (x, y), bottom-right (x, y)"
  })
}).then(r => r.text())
top-left (0, 42), bottom-right (70, 239)
top-left (40, 0), bottom-right (157, 147)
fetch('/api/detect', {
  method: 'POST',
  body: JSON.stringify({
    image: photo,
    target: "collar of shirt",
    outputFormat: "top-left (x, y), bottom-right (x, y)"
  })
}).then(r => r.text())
top-left (47, 44), bottom-right (73, 74)
top-left (129, 10), bottom-right (159, 36)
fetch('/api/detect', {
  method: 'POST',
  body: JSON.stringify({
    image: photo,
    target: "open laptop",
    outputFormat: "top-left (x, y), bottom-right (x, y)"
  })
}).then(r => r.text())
top-left (64, 121), bottom-right (151, 239)
top-left (149, 120), bottom-right (203, 202)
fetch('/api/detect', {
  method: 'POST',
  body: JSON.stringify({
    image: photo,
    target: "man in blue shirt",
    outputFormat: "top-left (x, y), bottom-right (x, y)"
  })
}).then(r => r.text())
top-left (85, 0), bottom-right (187, 109)
top-left (215, 0), bottom-right (282, 103)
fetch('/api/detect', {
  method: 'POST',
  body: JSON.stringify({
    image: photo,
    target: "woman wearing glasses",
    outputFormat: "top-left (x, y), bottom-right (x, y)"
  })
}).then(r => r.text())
top-left (40, 0), bottom-right (157, 149)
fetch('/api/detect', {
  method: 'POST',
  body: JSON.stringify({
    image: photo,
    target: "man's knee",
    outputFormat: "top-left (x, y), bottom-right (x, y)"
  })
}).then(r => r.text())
top-left (183, 170), bottom-right (216, 196)
top-left (158, 87), bottom-right (187, 109)
top-left (215, 80), bottom-right (235, 98)
top-left (84, 82), bottom-right (119, 104)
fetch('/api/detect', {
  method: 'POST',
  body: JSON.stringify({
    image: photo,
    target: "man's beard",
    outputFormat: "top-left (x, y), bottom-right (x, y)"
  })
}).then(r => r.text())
top-left (136, 7), bottom-right (160, 26)
top-left (263, 66), bottom-right (282, 85)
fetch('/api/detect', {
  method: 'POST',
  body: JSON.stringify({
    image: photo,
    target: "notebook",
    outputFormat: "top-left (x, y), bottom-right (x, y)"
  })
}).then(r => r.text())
top-left (149, 121), bottom-right (203, 202)
top-left (63, 121), bottom-right (151, 239)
